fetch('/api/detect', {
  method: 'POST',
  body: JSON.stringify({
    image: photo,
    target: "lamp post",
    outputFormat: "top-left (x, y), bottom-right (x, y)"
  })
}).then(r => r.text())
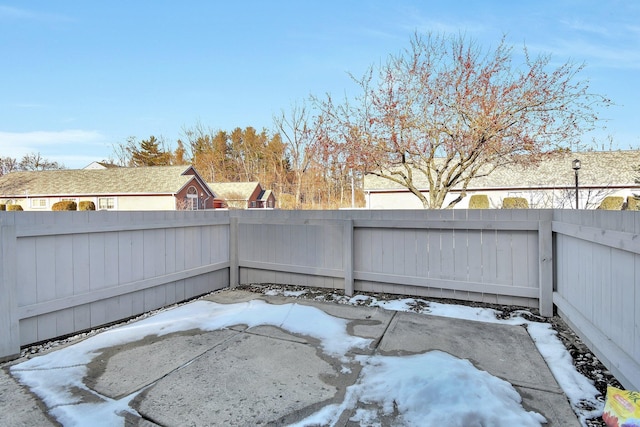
top-left (572, 159), bottom-right (581, 209)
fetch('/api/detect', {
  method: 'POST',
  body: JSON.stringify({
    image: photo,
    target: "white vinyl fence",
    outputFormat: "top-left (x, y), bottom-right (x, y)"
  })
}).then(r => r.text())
top-left (1, 209), bottom-right (638, 390)
top-left (0, 211), bottom-right (231, 362)
top-left (553, 210), bottom-right (640, 390)
top-left (236, 209), bottom-right (553, 313)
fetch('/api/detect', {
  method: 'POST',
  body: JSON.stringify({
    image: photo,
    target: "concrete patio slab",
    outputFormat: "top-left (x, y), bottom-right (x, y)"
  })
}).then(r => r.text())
top-left (1, 290), bottom-right (582, 426)
top-left (133, 329), bottom-right (348, 426)
top-left (377, 311), bottom-right (562, 392)
top-left (376, 311), bottom-right (579, 426)
top-left (0, 367), bottom-right (57, 427)
top-left (86, 329), bottom-right (241, 399)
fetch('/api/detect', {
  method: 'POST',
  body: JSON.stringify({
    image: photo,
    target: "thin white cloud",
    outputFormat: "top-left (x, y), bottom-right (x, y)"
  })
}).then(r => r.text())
top-left (0, 130), bottom-right (111, 168)
top-left (0, 130), bottom-right (105, 146)
top-left (410, 19), bottom-right (487, 36)
top-left (526, 38), bottom-right (640, 69)
top-left (0, 5), bottom-right (72, 22)
top-left (560, 19), bottom-right (611, 37)
top-left (398, 5), bottom-right (489, 36)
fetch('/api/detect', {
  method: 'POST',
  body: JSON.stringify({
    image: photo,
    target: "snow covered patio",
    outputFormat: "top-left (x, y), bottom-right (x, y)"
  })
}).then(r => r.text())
top-left (1, 287), bottom-right (596, 426)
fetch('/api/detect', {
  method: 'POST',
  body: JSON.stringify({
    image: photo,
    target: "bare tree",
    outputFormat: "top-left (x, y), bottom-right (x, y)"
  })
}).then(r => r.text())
top-left (111, 137), bottom-right (137, 167)
top-left (273, 101), bottom-right (322, 208)
top-left (18, 152), bottom-right (64, 171)
top-left (0, 157), bottom-right (18, 176)
top-left (315, 33), bottom-right (611, 208)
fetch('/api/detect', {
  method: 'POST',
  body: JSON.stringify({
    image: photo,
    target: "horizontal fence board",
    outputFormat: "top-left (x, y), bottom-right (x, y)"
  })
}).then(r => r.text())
top-left (16, 217), bottom-right (230, 237)
top-left (239, 260), bottom-right (344, 279)
top-left (353, 271), bottom-right (539, 298)
top-left (552, 221), bottom-right (640, 255)
top-left (353, 219), bottom-right (539, 231)
top-left (18, 262), bottom-right (230, 319)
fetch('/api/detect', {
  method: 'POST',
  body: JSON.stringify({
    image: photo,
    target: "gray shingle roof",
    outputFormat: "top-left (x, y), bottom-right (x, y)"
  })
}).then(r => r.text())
top-left (259, 189), bottom-right (273, 201)
top-left (207, 182), bottom-right (260, 200)
top-left (364, 150), bottom-right (640, 191)
top-left (0, 166), bottom-right (200, 197)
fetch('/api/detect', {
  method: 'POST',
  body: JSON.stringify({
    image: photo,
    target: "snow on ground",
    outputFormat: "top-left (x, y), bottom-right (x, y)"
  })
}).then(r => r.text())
top-left (351, 295), bottom-right (603, 423)
top-left (293, 351), bottom-right (545, 427)
top-left (9, 291), bottom-right (602, 426)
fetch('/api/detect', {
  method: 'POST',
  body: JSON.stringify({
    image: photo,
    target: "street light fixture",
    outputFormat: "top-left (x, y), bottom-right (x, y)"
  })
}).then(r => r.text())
top-left (572, 159), bottom-right (581, 209)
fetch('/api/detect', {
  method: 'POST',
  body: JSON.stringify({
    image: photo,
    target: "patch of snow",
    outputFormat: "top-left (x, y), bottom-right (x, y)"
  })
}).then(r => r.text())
top-left (293, 351), bottom-right (546, 427)
top-left (527, 322), bottom-right (602, 423)
top-left (358, 295), bottom-right (602, 424)
top-left (283, 290), bottom-right (308, 297)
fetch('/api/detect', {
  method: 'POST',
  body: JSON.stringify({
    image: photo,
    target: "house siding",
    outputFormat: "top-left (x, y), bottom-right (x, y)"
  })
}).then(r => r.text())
top-left (175, 181), bottom-right (215, 210)
top-left (0, 166), bottom-right (218, 211)
top-left (366, 187), bottom-right (639, 209)
top-left (364, 150), bottom-right (640, 209)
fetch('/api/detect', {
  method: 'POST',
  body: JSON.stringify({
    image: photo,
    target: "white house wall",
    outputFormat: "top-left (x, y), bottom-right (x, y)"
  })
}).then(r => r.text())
top-left (366, 188), bottom-right (633, 209)
top-left (6, 195), bottom-right (178, 211)
top-left (117, 195), bottom-right (176, 211)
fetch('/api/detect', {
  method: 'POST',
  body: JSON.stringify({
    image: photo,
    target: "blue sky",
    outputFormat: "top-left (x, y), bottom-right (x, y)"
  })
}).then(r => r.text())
top-left (1, 1), bottom-right (639, 169)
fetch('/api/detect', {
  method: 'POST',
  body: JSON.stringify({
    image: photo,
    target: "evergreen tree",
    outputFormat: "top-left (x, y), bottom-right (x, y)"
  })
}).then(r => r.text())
top-left (129, 136), bottom-right (172, 166)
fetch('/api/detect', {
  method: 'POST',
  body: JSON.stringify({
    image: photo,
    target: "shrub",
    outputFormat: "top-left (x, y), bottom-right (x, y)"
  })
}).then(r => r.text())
top-left (502, 197), bottom-right (529, 209)
top-left (78, 201), bottom-right (96, 211)
top-left (7, 204), bottom-right (23, 211)
top-left (468, 194), bottom-right (489, 209)
top-left (52, 201), bottom-right (77, 211)
top-left (597, 196), bottom-right (624, 210)
top-left (626, 196), bottom-right (640, 211)
top-left (0, 204), bottom-right (5, 211)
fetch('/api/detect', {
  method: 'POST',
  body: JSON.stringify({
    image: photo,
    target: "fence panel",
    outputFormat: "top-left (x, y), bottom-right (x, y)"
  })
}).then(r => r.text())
top-left (236, 214), bottom-right (346, 290)
top-left (0, 211), bottom-right (230, 359)
top-left (553, 210), bottom-right (640, 390)
top-left (234, 210), bottom-right (546, 309)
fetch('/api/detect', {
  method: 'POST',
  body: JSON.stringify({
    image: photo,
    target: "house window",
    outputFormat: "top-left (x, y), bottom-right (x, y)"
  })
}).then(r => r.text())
top-left (98, 197), bottom-right (115, 210)
top-left (30, 198), bottom-right (48, 209)
top-left (186, 186), bottom-right (199, 210)
top-left (250, 201), bottom-right (256, 208)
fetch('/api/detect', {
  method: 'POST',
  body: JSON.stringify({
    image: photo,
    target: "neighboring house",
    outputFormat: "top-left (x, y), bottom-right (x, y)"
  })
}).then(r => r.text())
top-left (83, 161), bottom-right (120, 170)
top-left (364, 150), bottom-right (640, 209)
top-left (207, 181), bottom-right (276, 209)
top-left (0, 165), bottom-right (217, 211)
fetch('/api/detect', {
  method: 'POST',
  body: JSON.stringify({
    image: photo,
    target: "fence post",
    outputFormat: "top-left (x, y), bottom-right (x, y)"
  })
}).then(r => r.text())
top-left (229, 217), bottom-right (239, 288)
top-left (538, 215), bottom-right (553, 317)
top-left (0, 225), bottom-right (20, 361)
top-left (344, 219), bottom-right (354, 296)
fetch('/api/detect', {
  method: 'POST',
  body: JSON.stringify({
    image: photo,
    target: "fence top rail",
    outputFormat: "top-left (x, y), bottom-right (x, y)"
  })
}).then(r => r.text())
top-left (237, 217), bottom-right (348, 226)
top-left (552, 220), bottom-right (640, 255)
top-left (236, 217), bottom-right (540, 231)
top-left (352, 219), bottom-right (540, 231)
top-left (13, 217), bottom-right (231, 238)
